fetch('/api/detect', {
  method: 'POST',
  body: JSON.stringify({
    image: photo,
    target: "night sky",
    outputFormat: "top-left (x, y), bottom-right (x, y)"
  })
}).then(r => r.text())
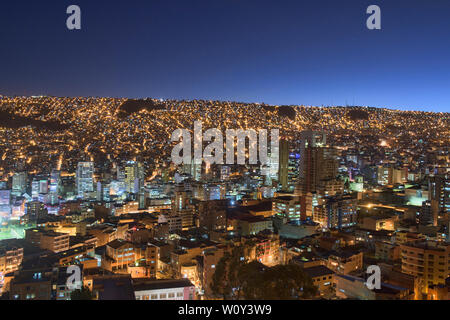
top-left (1, 0), bottom-right (450, 112)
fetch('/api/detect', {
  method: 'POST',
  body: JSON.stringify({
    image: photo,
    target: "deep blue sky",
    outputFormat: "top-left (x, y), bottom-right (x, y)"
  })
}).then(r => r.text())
top-left (0, 0), bottom-right (449, 112)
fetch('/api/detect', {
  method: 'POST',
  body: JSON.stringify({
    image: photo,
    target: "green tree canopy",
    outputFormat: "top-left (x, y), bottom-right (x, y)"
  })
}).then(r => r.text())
top-left (211, 241), bottom-right (318, 300)
top-left (70, 286), bottom-right (94, 300)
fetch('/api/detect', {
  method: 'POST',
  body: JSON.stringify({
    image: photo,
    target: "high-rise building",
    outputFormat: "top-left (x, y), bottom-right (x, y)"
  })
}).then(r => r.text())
top-left (0, 190), bottom-right (10, 206)
top-left (138, 187), bottom-right (146, 210)
top-left (183, 158), bottom-right (202, 182)
top-left (325, 194), bottom-right (358, 230)
top-left (278, 139), bottom-right (289, 192)
top-left (12, 172), bottom-right (27, 196)
top-left (429, 175), bottom-right (449, 226)
top-left (76, 162), bottom-right (94, 198)
top-left (0, 190), bottom-right (11, 219)
top-left (31, 176), bottom-right (49, 199)
top-left (31, 179), bottom-right (40, 199)
top-left (98, 181), bottom-right (111, 202)
top-left (39, 179), bottom-right (48, 194)
top-left (26, 201), bottom-right (47, 221)
top-left (47, 169), bottom-right (61, 206)
top-left (287, 152), bottom-right (301, 193)
top-left (171, 184), bottom-right (194, 230)
top-left (298, 131), bottom-right (326, 181)
top-left (447, 221), bottom-right (450, 243)
top-left (49, 169), bottom-right (61, 194)
top-left (124, 161), bottom-right (145, 194)
top-left (297, 131), bottom-right (340, 196)
top-left (419, 200), bottom-right (433, 226)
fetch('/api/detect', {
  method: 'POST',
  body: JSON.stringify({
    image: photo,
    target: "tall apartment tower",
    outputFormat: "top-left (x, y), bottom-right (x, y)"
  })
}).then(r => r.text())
top-left (124, 161), bottom-right (145, 194)
top-left (172, 184), bottom-right (194, 230)
top-left (447, 220), bottom-right (450, 243)
top-left (428, 174), bottom-right (449, 226)
top-left (278, 139), bottom-right (289, 192)
top-left (76, 162), bottom-right (94, 198)
top-left (49, 169), bottom-right (61, 194)
top-left (12, 172), bottom-right (27, 196)
top-left (297, 131), bottom-right (338, 195)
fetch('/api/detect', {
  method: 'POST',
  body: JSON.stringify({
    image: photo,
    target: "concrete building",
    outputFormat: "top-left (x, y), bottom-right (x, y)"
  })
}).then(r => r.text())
top-left (400, 240), bottom-right (450, 294)
top-left (228, 215), bottom-right (273, 236)
top-left (272, 196), bottom-right (301, 222)
top-left (12, 172), bottom-right (27, 196)
top-left (335, 274), bottom-right (411, 300)
top-left (278, 139), bottom-right (289, 192)
top-left (325, 194), bottom-right (358, 229)
top-left (102, 239), bottom-right (136, 272)
top-left (375, 241), bottom-right (400, 261)
top-left (0, 245), bottom-right (23, 294)
top-left (303, 265), bottom-right (335, 295)
top-left (327, 250), bottom-right (363, 275)
top-left (124, 161), bottom-right (145, 194)
top-left (76, 162), bottom-right (94, 198)
top-left (25, 229), bottom-right (70, 253)
top-left (198, 199), bottom-right (227, 232)
top-left (429, 175), bottom-right (449, 226)
top-left (133, 278), bottom-right (195, 300)
top-left (361, 214), bottom-right (399, 231)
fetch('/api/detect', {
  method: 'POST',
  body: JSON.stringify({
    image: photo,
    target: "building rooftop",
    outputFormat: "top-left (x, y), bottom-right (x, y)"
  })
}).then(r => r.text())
top-left (274, 196), bottom-right (295, 201)
top-left (303, 265), bottom-right (335, 278)
top-left (93, 275), bottom-right (135, 300)
top-left (132, 278), bottom-right (194, 292)
top-left (106, 239), bottom-right (132, 250)
top-left (401, 240), bottom-right (449, 252)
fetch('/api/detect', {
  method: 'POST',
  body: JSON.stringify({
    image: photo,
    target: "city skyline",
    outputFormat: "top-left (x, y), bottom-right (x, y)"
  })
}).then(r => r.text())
top-left (1, 94), bottom-right (449, 114)
top-left (0, 1), bottom-right (449, 303)
top-left (3, 94), bottom-right (449, 114)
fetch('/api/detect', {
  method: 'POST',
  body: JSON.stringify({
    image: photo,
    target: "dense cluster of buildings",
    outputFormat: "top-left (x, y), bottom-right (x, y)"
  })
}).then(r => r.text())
top-left (0, 96), bottom-right (448, 300)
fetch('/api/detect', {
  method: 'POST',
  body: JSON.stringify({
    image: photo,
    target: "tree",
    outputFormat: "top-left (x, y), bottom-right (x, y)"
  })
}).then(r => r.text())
top-left (237, 260), bottom-right (266, 299)
top-left (70, 286), bottom-right (94, 300)
top-left (211, 252), bottom-right (233, 299)
top-left (210, 240), bottom-right (318, 300)
top-left (241, 264), bottom-right (317, 300)
top-left (211, 240), bottom-right (256, 299)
